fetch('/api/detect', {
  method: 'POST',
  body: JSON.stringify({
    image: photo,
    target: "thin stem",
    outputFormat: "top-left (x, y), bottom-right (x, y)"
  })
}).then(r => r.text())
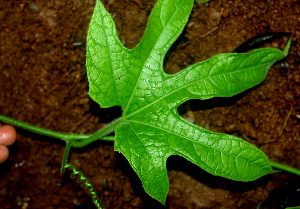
top-left (61, 139), bottom-right (74, 172)
top-left (270, 161), bottom-right (300, 176)
top-left (0, 114), bottom-right (116, 143)
top-left (0, 114), bottom-right (89, 141)
top-left (72, 117), bottom-right (123, 147)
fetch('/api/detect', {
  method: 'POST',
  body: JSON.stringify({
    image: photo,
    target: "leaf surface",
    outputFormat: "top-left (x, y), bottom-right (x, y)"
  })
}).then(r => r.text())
top-left (87, 0), bottom-right (287, 204)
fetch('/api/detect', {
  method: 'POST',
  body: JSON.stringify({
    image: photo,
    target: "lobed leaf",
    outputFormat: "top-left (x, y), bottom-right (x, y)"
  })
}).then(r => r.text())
top-left (87, 0), bottom-right (288, 204)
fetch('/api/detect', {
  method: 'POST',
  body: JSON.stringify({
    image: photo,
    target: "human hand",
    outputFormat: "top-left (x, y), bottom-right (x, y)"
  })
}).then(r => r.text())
top-left (0, 125), bottom-right (16, 163)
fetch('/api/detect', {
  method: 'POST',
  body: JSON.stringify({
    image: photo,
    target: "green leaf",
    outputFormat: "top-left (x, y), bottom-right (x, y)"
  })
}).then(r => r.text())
top-left (195, 0), bottom-right (211, 3)
top-left (87, 0), bottom-right (287, 204)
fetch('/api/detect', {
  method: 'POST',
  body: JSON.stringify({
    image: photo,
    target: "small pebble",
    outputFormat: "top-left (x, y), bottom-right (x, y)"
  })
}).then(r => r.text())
top-left (215, 119), bottom-right (223, 127)
top-left (284, 91), bottom-right (294, 101)
top-left (29, 2), bottom-right (40, 12)
top-left (21, 202), bottom-right (28, 209)
top-left (294, 74), bottom-right (300, 83)
top-left (224, 124), bottom-right (236, 132)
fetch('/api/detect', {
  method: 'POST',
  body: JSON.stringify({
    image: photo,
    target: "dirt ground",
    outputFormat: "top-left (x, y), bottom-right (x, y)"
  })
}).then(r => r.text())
top-left (0, 0), bottom-right (300, 208)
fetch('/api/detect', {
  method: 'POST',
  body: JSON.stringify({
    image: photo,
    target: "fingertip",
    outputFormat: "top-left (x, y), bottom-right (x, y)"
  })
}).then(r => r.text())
top-left (0, 145), bottom-right (9, 163)
top-left (0, 125), bottom-right (17, 146)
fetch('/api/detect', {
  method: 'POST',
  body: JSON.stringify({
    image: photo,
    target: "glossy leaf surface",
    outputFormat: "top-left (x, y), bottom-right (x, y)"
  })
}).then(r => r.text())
top-left (86, 0), bottom-right (287, 204)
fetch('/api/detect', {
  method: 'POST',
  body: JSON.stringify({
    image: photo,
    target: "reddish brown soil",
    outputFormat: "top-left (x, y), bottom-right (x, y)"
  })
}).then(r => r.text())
top-left (1, 0), bottom-right (300, 208)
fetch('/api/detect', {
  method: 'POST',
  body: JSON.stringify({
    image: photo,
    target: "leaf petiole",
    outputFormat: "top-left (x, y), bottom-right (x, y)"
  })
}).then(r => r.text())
top-left (71, 117), bottom-right (123, 147)
top-left (270, 161), bottom-right (300, 176)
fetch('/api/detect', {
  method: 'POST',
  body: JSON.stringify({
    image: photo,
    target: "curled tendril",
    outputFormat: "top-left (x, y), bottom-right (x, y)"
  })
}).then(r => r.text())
top-left (62, 164), bottom-right (104, 209)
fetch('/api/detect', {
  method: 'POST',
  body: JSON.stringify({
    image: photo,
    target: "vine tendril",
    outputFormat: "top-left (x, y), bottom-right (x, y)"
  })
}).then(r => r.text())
top-left (61, 139), bottom-right (104, 209)
top-left (62, 164), bottom-right (104, 209)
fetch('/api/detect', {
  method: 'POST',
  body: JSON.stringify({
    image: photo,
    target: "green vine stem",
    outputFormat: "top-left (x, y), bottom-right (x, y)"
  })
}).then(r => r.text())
top-left (0, 114), bottom-right (116, 145)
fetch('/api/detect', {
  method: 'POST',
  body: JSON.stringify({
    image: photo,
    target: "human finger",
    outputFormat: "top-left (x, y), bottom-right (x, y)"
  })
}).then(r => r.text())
top-left (0, 145), bottom-right (9, 163)
top-left (0, 125), bottom-right (17, 146)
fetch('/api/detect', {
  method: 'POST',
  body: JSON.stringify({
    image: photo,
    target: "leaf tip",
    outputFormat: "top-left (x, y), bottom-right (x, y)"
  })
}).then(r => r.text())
top-left (283, 38), bottom-right (292, 56)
